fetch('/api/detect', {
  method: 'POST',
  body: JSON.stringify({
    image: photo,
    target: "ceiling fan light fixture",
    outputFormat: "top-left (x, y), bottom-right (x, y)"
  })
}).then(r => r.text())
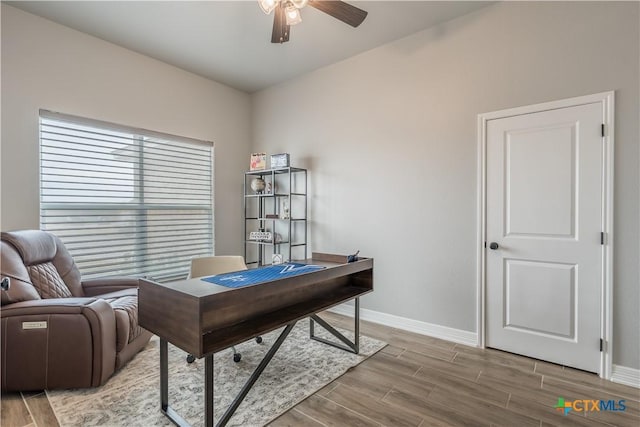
top-left (285, 2), bottom-right (302, 25)
top-left (258, 0), bottom-right (278, 15)
top-left (266, 0), bottom-right (368, 43)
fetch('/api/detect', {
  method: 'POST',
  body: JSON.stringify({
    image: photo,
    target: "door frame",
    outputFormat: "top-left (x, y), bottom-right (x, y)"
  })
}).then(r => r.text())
top-left (476, 91), bottom-right (615, 378)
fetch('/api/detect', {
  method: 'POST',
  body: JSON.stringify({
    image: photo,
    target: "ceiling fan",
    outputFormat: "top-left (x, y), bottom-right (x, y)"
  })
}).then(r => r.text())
top-left (258, 0), bottom-right (368, 43)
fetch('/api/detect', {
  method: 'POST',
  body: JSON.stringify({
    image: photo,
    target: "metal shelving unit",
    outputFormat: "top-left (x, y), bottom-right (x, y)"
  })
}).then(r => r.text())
top-left (243, 167), bottom-right (307, 266)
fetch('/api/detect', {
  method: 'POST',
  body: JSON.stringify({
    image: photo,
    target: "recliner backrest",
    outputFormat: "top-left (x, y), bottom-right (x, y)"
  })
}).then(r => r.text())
top-left (1, 230), bottom-right (84, 300)
top-left (0, 241), bottom-right (41, 305)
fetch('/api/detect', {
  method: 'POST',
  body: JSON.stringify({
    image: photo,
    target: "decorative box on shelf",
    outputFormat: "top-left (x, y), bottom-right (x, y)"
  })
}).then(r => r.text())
top-left (270, 153), bottom-right (290, 169)
top-left (249, 231), bottom-right (272, 241)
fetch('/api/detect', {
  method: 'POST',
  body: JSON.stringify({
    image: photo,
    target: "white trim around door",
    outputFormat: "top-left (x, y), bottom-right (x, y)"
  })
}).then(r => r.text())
top-left (476, 91), bottom-right (615, 379)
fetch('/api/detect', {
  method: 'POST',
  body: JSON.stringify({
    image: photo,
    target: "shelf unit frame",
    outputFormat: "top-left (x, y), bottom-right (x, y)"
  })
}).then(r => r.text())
top-left (243, 167), bottom-right (307, 266)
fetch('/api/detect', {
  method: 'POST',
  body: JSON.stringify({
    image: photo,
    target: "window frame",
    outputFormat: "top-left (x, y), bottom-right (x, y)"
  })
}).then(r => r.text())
top-left (39, 109), bottom-right (215, 282)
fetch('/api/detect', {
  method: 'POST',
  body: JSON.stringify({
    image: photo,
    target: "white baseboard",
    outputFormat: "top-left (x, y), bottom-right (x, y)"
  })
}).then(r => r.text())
top-left (328, 304), bottom-right (478, 347)
top-left (611, 364), bottom-right (640, 388)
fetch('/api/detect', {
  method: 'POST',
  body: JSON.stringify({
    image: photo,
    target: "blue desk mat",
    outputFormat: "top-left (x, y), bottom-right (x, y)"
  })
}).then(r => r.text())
top-left (201, 263), bottom-right (326, 288)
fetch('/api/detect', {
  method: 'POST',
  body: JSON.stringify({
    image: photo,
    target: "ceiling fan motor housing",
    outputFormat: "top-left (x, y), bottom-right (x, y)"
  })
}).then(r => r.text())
top-left (266, 0), bottom-right (368, 44)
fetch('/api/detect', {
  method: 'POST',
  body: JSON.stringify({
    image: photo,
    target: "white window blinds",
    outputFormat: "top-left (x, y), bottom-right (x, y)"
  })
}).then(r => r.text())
top-left (39, 110), bottom-right (214, 282)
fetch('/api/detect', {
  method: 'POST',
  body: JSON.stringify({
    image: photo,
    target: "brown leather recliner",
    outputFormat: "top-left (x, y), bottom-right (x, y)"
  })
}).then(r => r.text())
top-left (1, 230), bottom-right (153, 391)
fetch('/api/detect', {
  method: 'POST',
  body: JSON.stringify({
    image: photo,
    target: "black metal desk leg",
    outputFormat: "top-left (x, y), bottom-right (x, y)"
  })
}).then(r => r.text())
top-left (205, 354), bottom-right (214, 427)
top-left (355, 297), bottom-right (360, 353)
top-left (159, 338), bottom-right (195, 427)
top-left (310, 297), bottom-right (360, 354)
top-left (217, 322), bottom-right (297, 427)
top-left (160, 338), bottom-right (169, 412)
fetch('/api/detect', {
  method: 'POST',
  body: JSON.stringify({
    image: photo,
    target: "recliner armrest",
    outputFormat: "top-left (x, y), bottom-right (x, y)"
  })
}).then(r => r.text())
top-left (1, 297), bottom-right (104, 316)
top-left (81, 277), bottom-right (140, 297)
top-left (1, 297), bottom-right (117, 391)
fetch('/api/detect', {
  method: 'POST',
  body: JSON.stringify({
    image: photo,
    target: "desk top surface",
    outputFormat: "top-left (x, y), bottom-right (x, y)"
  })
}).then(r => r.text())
top-left (149, 257), bottom-right (373, 299)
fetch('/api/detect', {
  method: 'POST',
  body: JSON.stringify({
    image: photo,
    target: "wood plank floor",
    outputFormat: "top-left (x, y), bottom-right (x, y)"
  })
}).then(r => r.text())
top-left (2, 312), bottom-right (638, 426)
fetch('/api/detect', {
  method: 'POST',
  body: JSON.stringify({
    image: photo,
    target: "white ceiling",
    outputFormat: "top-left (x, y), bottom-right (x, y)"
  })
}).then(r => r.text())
top-left (8, 1), bottom-right (493, 93)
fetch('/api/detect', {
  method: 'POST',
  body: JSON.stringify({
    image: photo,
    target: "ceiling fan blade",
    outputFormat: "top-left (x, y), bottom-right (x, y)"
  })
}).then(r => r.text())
top-left (309, 0), bottom-right (368, 27)
top-left (271, 3), bottom-right (290, 43)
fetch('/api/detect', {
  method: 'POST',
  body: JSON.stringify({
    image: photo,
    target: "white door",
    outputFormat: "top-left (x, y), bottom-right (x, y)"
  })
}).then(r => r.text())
top-left (485, 101), bottom-right (603, 373)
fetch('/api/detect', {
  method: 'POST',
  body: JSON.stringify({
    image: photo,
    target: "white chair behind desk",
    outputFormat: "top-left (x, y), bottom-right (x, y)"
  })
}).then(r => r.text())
top-left (188, 255), bottom-right (247, 279)
top-left (186, 255), bottom-right (262, 363)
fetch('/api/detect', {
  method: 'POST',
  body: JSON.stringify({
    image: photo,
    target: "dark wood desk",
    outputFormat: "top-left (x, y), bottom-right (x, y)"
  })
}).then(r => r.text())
top-left (139, 257), bottom-right (373, 427)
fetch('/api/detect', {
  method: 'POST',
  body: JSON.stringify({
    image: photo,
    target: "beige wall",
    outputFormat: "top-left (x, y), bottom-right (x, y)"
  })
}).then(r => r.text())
top-left (252, 2), bottom-right (640, 368)
top-left (1, 5), bottom-right (251, 255)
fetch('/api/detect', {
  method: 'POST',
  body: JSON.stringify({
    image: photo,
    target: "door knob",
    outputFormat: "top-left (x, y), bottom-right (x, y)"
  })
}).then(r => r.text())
top-left (489, 242), bottom-right (499, 250)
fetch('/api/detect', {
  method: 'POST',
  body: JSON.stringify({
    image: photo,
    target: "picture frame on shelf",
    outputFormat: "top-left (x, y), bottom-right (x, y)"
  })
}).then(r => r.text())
top-left (250, 153), bottom-right (267, 171)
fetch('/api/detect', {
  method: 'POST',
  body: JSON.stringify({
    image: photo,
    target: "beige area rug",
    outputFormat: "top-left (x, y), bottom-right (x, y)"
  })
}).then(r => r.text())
top-left (47, 318), bottom-right (386, 426)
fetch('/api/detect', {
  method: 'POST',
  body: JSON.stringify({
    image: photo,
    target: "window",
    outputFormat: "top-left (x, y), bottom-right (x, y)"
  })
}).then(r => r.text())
top-left (39, 110), bottom-right (214, 282)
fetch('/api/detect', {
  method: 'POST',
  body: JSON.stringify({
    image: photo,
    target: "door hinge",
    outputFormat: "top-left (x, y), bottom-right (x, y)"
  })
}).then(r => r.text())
top-left (601, 124), bottom-right (605, 137)
top-left (601, 232), bottom-right (605, 245)
top-left (484, 241), bottom-right (487, 249)
top-left (600, 338), bottom-right (604, 352)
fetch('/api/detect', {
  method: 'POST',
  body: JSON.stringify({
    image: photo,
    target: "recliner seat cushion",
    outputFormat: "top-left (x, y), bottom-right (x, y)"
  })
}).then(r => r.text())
top-left (103, 293), bottom-right (144, 352)
top-left (27, 262), bottom-right (72, 299)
